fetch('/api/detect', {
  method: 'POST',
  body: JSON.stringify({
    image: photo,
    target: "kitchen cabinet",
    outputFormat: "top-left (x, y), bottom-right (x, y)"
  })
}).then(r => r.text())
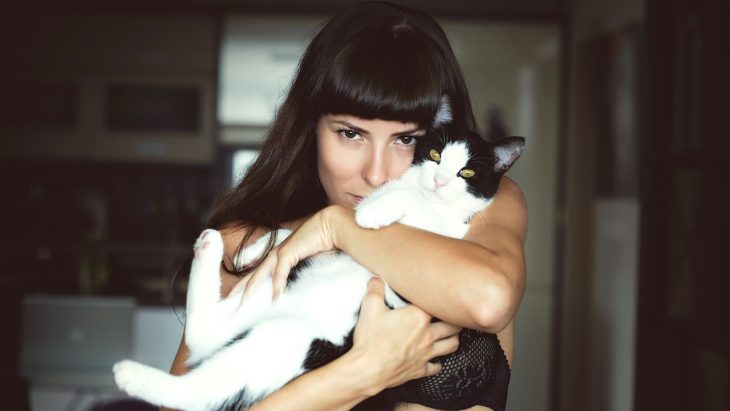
top-left (0, 14), bottom-right (217, 164)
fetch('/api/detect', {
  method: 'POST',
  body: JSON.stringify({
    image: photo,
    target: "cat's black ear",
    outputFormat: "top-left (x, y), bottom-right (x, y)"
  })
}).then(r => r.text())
top-left (491, 136), bottom-right (525, 173)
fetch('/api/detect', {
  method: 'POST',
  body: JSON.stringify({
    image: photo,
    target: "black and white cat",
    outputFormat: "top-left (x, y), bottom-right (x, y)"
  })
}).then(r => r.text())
top-left (113, 115), bottom-right (524, 411)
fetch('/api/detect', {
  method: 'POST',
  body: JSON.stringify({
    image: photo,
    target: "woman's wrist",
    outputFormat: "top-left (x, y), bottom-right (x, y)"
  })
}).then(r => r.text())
top-left (323, 204), bottom-right (355, 251)
top-left (338, 345), bottom-right (388, 398)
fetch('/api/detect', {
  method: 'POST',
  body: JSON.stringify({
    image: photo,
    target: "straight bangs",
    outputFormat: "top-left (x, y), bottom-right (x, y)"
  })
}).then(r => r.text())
top-left (318, 27), bottom-right (445, 129)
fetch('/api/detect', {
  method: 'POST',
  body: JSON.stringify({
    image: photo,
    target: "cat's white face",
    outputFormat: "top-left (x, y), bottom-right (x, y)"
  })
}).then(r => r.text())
top-left (414, 141), bottom-right (474, 202)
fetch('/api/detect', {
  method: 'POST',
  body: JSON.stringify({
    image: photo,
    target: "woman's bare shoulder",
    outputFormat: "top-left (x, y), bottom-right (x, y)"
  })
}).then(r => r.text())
top-left (218, 222), bottom-right (268, 258)
top-left (496, 176), bottom-right (527, 214)
top-left (216, 222), bottom-right (263, 297)
top-left (219, 222), bottom-right (247, 255)
top-left (469, 175), bottom-right (528, 241)
top-left (216, 219), bottom-right (304, 297)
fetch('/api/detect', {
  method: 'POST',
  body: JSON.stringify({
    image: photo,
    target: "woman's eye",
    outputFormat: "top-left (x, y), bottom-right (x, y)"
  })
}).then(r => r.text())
top-left (398, 135), bottom-right (417, 145)
top-left (338, 129), bottom-right (360, 139)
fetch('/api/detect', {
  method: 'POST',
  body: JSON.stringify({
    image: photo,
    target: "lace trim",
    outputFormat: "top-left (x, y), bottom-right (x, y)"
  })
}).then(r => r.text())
top-left (400, 330), bottom-right (511, 409)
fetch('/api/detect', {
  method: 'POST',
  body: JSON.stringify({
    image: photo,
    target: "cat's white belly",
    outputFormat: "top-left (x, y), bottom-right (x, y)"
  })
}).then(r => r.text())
top-left (261, 254), bottom-right (372, 344)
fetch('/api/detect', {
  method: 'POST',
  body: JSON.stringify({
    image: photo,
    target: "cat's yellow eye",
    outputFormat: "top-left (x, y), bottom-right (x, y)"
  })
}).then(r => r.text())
top-left (429, 149), bottom-right (441, 162)
top-left (459, 168), bottom-right (476, 178)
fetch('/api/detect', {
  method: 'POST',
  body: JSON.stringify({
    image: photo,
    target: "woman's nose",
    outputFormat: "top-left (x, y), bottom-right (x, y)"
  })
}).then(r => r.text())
top-left (362, 150), bottom-right (389, 188)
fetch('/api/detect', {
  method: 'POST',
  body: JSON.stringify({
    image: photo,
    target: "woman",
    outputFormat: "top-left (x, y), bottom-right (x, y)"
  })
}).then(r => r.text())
top-left (167, 2), bottom-right (527, 410)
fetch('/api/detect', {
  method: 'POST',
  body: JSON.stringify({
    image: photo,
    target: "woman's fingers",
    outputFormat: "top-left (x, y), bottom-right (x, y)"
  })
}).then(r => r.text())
top-left (267, 210), bottom-right (340, 298)
top-left (271, 244), bottom-right (299, 299)
top-left (241, 252), bottom-right (277, 301)
top-left (359, 277), bottom-right (387, 318)
top-left (229, 273), bottom-right (252, 297)
top-left (430, 334), bottom-right (460, 358)
top-left (423, 361), bottom-right (444, 378)
top-left (350, 282), bottom-right (467, 388)
top-left (429, 320), bottom-right (462, 340)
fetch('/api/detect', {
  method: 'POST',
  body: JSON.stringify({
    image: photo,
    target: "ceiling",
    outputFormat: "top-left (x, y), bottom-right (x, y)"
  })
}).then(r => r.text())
top-left (13, 0), bottom-right (565, 21)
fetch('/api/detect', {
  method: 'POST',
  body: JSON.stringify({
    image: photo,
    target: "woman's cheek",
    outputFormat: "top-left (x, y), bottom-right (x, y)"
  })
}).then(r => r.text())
top-left (318, 139), bottom-right (361, 193)
top-left (392, 147), bottom-right (416, 178)
top-left (325, 138), bottom-right (360, 172)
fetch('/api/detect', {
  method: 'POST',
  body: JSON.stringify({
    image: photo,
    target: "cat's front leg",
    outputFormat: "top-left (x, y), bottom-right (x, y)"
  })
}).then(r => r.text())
top-left (185, 229), bottom-right (244, 361)
top-left (355, 185), bottom-right (412, 229)
top-left (185, 229), bottom-right (225, 336)
top-left (185, 228), bottom-right (285, 363)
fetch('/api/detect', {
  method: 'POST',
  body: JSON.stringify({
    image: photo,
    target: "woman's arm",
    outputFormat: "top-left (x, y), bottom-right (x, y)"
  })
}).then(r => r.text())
top-left (332, 176), bottom-right (527, 333)
top-left (262, 176), bottom-right (527, 333)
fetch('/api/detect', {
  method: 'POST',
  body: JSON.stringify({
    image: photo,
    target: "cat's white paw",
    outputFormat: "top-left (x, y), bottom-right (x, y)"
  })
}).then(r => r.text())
top-left (193, 229), bottom-right (224, 266)
top-left (113, 360), bottom-right (155, 398)
top-left (355, 201), bottom-right (403, 229)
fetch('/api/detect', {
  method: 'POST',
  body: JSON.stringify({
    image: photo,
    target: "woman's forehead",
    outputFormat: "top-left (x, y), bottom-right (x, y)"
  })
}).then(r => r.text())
top-left (321, 114), bottom-right (423, 131)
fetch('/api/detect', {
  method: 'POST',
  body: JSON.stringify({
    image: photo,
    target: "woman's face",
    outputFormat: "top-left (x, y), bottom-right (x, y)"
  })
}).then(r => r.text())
top-left (316, 114), bottom-right (426, 208)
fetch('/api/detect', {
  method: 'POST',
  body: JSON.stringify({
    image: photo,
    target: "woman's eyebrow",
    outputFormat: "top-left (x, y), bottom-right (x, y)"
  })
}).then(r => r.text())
top-left (333, 120), bottom-right (368, 134)
top-left (333, 120), bottom-right (424, 136)
top-left (394, 128), bottom-right (425, 136)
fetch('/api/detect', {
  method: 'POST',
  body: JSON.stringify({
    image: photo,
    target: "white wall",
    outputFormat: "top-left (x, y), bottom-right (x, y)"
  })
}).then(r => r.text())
top-left (589, 200), bottom-right (639, 411)
top-left (571, 0), bottom-right (644, 43)
top-left (561, 1), bottom-right (644, 409)
top-left (441, 21), bottom-right (561, 411)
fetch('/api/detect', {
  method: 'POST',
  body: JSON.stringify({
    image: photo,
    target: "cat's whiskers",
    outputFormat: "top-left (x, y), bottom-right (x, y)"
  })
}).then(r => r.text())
top-left (438, 130), bottom-right (448, 147)
top-left (475, 210), bottom-right (490, 226)
top-left (469, 156), bottom-right (490, 165)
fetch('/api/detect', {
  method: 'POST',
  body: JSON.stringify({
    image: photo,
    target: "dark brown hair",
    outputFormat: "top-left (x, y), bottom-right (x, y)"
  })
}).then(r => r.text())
top-left (207, 1), bottom-right (477, 274)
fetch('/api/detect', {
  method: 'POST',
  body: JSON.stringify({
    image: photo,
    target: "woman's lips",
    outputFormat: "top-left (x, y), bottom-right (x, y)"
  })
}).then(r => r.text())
top-left (350, 193), bottom-right (365, 205)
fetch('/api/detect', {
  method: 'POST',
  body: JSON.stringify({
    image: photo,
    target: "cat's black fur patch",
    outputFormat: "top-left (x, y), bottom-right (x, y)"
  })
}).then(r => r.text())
top-left (414, 127), bottom-right (525, 201)
top-left (287, 258), bottom-right (312, 284)
top-left (225, 329), bottom-right (251, 348)
top-left (218, 387), bottom-right (253, 411)
top-left (303, 338), bottom-right (346, 371)
top-left (303, 329), bottom-right (354, 371)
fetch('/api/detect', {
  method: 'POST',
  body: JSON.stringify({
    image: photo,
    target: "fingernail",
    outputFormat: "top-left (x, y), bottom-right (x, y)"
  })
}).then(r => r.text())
top-left (368, 277), bottom-right (381, 288)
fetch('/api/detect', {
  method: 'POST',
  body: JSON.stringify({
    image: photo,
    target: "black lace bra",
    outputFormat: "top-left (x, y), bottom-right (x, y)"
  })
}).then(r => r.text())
top-left (353, 329), bottom-right (511, 411)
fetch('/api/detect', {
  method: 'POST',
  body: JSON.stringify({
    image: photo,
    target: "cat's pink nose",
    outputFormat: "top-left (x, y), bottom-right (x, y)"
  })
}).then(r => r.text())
top-left (434, 177), bottom-right (446, 189)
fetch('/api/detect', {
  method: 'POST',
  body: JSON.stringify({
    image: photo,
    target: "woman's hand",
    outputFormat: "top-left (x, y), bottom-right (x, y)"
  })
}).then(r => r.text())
top-left (350, 277), bottom-right (462, 391)
top-left (235, 206), bottom-right (341, 300)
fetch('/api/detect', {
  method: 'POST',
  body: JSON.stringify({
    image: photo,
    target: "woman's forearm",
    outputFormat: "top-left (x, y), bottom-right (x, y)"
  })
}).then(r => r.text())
top-left (163, 339), bottom-right (380, 411)
top-left (329, 206), bottom-right (495, 329)
top-left (248, 350), bottom-right (379, 411)
top-left (327, 202), bottom-right (524, 333)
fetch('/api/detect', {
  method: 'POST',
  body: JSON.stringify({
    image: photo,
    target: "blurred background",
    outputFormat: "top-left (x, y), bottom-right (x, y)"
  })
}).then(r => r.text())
top-left (0, 0), bottom-right (726, 410)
